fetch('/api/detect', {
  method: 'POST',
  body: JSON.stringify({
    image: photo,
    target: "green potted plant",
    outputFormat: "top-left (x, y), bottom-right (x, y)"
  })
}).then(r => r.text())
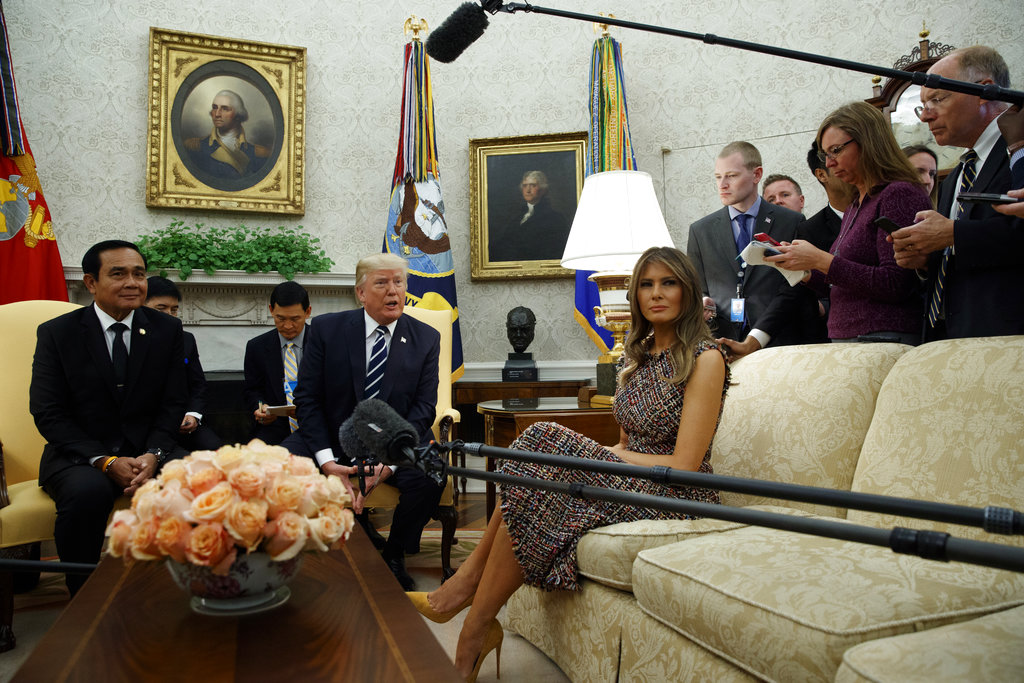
top-left (137, 220), bottom-right (334, 280)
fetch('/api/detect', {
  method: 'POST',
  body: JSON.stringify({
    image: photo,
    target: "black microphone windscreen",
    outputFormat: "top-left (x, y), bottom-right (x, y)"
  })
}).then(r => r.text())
top-left (351, 399), bottom-right (419, 465)
top-left (425, 2), bottom-right (489, 63)
top-left (338, 415), bottom-right (365, 462)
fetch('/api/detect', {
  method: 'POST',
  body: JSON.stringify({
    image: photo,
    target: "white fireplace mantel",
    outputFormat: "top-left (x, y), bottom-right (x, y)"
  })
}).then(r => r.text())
top-left (64, 267), bottom-right (357, 371)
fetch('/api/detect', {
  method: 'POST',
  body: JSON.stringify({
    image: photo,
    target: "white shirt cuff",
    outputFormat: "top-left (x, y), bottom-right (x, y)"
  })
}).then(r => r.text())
top-left (314, 448), bottom-right (336, 467)
top-left (748, 328), bottom-right (770, 349)
top-left (186, 411), bottom-right (202, 422)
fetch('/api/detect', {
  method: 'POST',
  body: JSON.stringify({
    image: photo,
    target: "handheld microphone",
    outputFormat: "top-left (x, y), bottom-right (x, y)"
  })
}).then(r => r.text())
top-left (348, 399), bottom-right (420, 469)
top-left (425, 2), bottom-right (491, 63)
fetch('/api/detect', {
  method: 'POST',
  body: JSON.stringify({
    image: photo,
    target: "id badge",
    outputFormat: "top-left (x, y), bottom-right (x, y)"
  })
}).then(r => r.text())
top-left (283, 379), bottom-right (297, 396)
top-left (730, 298), bottom-right (746, 323)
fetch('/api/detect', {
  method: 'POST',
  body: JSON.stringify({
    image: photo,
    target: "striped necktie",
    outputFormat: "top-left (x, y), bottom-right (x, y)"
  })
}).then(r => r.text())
top-left (928, 149), bottom-right (978, 328)
top-left (366, 326), bottom-right (388, 399)
top-left (283, 342), bottom-right (299, 432)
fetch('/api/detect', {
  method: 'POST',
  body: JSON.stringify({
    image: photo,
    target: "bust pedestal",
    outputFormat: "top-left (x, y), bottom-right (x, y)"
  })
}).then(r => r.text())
top-left (502, 352), bottom-right (538, 381)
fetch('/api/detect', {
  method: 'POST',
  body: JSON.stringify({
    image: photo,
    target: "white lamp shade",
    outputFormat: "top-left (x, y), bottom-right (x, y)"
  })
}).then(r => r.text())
top-left (560, 170), bottom-right (674, 272)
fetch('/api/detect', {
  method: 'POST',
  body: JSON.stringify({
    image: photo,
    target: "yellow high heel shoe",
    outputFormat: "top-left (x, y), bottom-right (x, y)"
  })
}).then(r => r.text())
top-left (407, 591), bottom-right (474, 624)
top-left (466, 619), bottom-right (503, 683)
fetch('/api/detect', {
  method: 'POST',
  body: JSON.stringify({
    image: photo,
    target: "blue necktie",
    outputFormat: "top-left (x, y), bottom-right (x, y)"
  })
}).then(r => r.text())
top-left (928, 149), bottom-right (978, 327)
top-left (365, 326), bottom-right (388, 399)
top-left (735, 214), bottom-right (751, 254)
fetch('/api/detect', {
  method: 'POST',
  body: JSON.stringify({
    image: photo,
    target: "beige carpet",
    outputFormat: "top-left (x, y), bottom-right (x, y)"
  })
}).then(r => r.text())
top-left (0, 534), bottom-right (569, 682)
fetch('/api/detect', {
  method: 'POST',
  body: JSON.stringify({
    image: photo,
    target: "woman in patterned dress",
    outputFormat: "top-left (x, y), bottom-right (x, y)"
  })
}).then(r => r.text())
top-left (409, 247), bottom-right (730, 681)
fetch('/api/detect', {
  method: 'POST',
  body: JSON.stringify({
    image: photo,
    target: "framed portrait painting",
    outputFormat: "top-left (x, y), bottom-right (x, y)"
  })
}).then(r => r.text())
top-left (146, 28), bottom-right (306, 215)
top-left (469, 132), bottom-right (586, 280)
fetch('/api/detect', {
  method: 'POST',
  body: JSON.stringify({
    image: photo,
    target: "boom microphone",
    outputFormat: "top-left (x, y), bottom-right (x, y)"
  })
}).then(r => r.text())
top-left (347, 399), bottom-right (421, 469)
top-left (425, 2), bottom-right (491, 63)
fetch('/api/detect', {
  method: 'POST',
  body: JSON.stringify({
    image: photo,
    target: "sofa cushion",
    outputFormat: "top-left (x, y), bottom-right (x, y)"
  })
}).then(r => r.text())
top-left (849, 336), bottom-right (1024, 545)
top-left (578, 505), bottom-right (816, 592)
top-left (715, 343), bottom-right (908, 517)
top-left (633, 525), bottom-right (1024, 682)
top-left (835, 605), bottom-right (1024, 683)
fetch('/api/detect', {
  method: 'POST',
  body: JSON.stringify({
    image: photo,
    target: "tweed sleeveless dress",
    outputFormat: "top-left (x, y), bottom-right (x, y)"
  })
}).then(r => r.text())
top-left (498, 341), bottom-right (729, 591)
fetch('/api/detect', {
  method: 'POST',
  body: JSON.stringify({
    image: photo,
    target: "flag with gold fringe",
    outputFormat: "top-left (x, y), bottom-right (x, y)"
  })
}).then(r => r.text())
top-left (0, 6), bottom-right (67, 304)
top-left (383, 38), bottom-right (463, 379)
top-left (574, 34), bottom-right (637, 351)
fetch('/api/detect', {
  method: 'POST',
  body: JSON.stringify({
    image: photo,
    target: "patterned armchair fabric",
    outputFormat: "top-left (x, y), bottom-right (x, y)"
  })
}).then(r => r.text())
top-left (835, 604), bottom-right (1024, 683)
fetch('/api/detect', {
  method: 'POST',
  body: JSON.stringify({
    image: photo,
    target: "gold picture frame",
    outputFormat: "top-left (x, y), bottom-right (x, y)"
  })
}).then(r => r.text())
top-left (469, 132), bottom-right (586, 280)
top-left (146, 28), bottom-right (306, 215)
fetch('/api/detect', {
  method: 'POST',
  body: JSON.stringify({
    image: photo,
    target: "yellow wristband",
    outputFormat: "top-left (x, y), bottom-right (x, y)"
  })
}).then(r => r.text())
top-left (101, 456), bottom-right (118, 473)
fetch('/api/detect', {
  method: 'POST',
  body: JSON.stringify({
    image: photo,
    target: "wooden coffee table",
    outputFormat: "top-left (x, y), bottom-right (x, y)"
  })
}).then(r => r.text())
top-left (12, 529), bottom-right (457, 681)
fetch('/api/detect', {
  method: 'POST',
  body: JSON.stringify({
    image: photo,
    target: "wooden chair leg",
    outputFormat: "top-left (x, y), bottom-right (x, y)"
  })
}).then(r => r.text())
top-left (436, 504), bottom-right (457, 581)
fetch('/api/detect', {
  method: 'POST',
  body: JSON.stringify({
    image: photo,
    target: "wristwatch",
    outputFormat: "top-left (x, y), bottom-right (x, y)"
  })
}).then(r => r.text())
top-left (145, 447), bottom-right (167, 466)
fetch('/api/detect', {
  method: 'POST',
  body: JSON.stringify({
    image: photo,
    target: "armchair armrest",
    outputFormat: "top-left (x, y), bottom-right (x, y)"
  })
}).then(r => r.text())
top-left (0, 440), bottom-right (8, 510)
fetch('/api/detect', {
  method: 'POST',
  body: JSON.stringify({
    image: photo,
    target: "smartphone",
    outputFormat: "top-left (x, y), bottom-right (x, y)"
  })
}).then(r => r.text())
top-left (753, 232), bottom-right (781, 246)
top-left (874, 217), bottom-right (901, 234)
top-left (763, 247), bottom-right (782, 257)
top-left (958, 191), bottom-right (1017, 205)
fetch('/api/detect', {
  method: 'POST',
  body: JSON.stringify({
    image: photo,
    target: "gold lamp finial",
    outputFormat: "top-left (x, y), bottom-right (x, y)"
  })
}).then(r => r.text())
top-left (593, 13), bottom-right (615, 38)
top-left (404, 16), bottom-right (429, 42)
top-left (919, 22), bottom-right (930, 40)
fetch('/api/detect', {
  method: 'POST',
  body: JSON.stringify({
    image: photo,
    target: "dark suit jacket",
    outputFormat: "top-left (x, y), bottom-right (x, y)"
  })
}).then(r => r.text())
top-left (489, 196), bottom-right (570, 262)
top-left (925, 136), bottom-right (1024, 339)
top-left (31, 305), bottom-right (187, 485)
top-left (183, 331), bottom-right (208, 416)
top-left (755, 205), bottom-right (843, 345)
top-left (687, 201), bottom-right (804, 342)
top-left (290, 309), bottom-right (440, 464)
top-left (242, 328), bottom-right (299, 445)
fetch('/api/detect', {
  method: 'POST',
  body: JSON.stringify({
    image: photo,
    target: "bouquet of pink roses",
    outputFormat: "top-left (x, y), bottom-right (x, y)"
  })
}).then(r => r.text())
top-left (105, 440), bottom-right (354, 575)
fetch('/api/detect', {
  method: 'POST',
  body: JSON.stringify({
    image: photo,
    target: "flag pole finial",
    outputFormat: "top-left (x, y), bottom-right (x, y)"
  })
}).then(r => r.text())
top-left (593, 13), bottom-right (615, 38)
top-left (404, 16), bottom-right (429, 42)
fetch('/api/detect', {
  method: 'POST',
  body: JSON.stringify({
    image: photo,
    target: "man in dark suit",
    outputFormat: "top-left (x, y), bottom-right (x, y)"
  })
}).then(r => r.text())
top-left (892, 46), bottom-right (1024, 340)
top-left (993, 105), bottom-right (1024, 217)
top-left (489, 170), bottom-right (571, 262)
top-left (30, 241), bottom-right (187, 594)
top-left (144, 276), bottom-right (222, 452)
top-left (687, 141), bottom-right (804, 347)
top-left (242, 281), bottom-right (311, 445)
top-left (281, 253), bottom-right (443, 591)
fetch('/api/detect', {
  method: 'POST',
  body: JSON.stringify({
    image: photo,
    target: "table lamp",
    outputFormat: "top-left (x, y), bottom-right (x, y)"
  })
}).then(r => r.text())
top-left (561, 170), bottom-right (674, 405)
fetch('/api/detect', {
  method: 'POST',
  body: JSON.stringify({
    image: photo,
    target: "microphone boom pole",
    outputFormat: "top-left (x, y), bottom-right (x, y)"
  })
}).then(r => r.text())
top-left (492, 2), bottom-right (1024, 106)
top-left (428, 458), bottom-right (1024, 574)
top-left (460, 442), bottom-right (1023, 536)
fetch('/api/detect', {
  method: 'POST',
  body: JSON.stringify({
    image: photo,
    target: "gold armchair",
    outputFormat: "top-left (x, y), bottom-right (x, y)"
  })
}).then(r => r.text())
top-left (359, 305), bottom-right (460, 579)
top-left (0, 299), bottom-right (80, 652)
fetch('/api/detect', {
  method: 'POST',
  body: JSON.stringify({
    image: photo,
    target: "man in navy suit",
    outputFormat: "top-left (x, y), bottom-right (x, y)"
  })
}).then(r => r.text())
top-left (281, 254), bottom-right (443, 591)
top-left (242, 281), bottom-right (311, 445)
top-left (145, 276), bottom-right (222, 452)
top-left (687, 141), bottom-right (804, 347)
top-left (994, 105), bottom-right (1024, 217)
top-left (891, 46), bottom-right (1024, 339)
top-left (30, 241), bottom-right (187, 594)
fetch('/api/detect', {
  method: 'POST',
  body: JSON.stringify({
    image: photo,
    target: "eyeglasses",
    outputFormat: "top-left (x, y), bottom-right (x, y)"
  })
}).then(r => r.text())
top-left (817, 139), bottom-right (856, 163)
top-left (914, 81), bottom-right (984, 120)
top-left (914, 94), bottom-right (953, 120)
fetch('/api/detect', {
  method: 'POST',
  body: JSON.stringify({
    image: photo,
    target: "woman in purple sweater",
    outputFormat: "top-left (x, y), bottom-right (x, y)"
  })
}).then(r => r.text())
top-left (769, 102), bottom-right (931, 344)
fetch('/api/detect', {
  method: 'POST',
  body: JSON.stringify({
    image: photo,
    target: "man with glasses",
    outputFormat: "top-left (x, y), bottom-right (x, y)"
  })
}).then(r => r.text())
top-left (890, 46), bottom-right (1023, 339)
top-left (687, 141), bottom-right (803, 353)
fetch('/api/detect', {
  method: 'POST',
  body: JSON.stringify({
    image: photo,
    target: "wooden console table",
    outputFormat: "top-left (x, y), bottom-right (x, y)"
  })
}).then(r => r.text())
top-left (13, 529), bottom-right (457, 682)
top-left (477, 397), bottom-right (619, 518)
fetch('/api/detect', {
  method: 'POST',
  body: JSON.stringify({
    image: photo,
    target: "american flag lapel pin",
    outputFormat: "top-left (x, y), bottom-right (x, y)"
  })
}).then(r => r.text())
top-left (401, 336), bottom-right (407, 343)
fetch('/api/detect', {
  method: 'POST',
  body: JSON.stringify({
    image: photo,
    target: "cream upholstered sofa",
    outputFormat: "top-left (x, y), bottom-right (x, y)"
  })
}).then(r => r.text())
top-left (505, 337), bottom-right (1024, 682)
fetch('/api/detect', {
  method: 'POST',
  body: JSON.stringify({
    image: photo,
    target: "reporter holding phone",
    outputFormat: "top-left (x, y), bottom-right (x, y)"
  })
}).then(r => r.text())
top-left (765, 102), bottom-right (930, 344)
top-left (994, 105), bottom-right (1024, 219)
